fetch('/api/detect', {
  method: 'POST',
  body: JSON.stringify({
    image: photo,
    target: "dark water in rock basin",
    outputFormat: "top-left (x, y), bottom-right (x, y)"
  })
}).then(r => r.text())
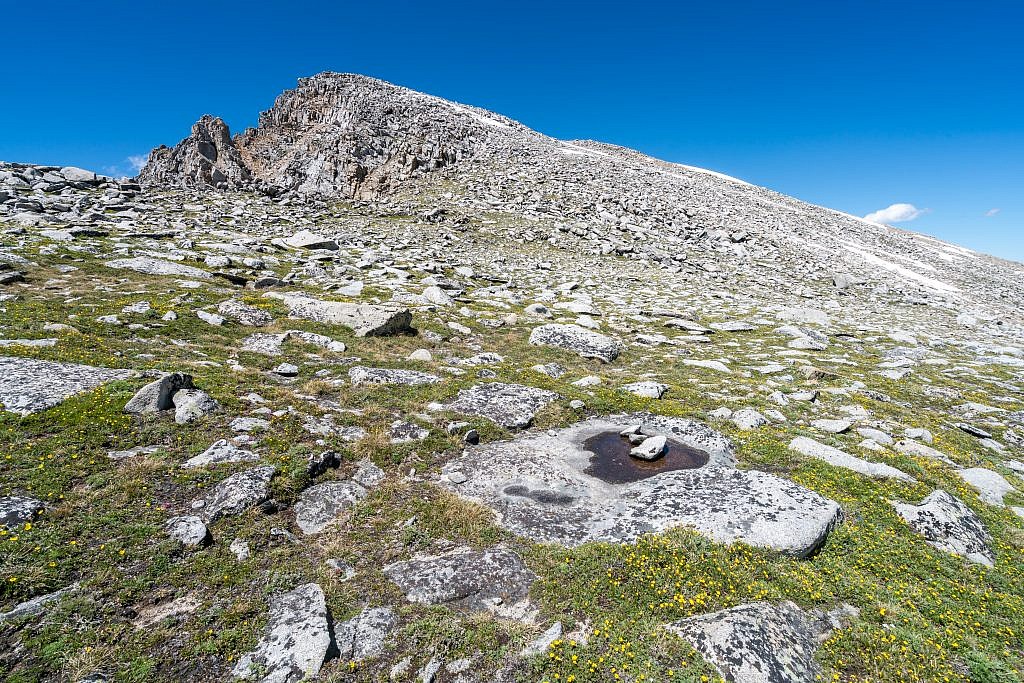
top-left (581, 430), bottom-right (710, 484)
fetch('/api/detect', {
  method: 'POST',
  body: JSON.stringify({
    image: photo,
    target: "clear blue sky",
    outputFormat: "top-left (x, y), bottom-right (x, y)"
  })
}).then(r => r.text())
top-left (2, 1), bottom-right (1021, 262)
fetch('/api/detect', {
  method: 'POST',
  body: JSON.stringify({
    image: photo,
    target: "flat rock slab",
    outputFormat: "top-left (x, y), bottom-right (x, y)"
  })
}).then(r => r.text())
top-left (241, 330), bottom-right (347, 356)
top-left (0, 583), bottom-right (79, 624)
top-left (441, 414), bottom-right (840, 555)
top-left (264, 293), bottom-right (412, 337)
top-left (349, 366), bottom-right (440, 386)
top-left (894, 439), bottom-right (956, 466)
top-left (440, 382), bottom-right (558, 429)
top-left (957, 468), bottom-right (1017, 507)
top-left (891, 490), bottom-right (994, 566)
top-left (199, 466), bottom-right (276, 523)
top-left (384, 547), bottom-right (537, 617)
top-left (335, 607), bottom-right (398, 661)
top-left (667, 601), bottom-right (834, 683)
top-left (232, 583), bottom-right (330, 683)
top-left (105, 256), bottom-right (211, 279)
top-left (0, 356), bottom-right (133, 415)
top-left (294, 480), bottom-right (367, 534)
top-left (183, 440), bottom-right (260, 468)
top-left (789, 436), bottom-right (916, 482)
top-left (529, 323), bottom-right (622, 362)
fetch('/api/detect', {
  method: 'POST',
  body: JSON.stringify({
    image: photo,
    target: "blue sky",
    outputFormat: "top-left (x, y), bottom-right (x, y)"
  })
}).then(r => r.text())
top-left (2, 1), bottom-right (1021, 262)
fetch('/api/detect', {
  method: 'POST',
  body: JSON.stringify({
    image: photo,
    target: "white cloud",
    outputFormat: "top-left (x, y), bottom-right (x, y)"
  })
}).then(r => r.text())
top-left (864, 203), bottom-right (929, 224)
top-left (127, 154), bottom-right (148, 172)
top-left (984, 208), bottom-right (1000, 217)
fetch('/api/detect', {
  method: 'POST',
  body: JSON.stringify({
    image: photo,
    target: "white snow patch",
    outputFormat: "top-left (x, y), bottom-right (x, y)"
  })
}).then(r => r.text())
top-left (844, 243), bottom-right (960, 293)
top-left (446, 102), bottom-right (509, 129)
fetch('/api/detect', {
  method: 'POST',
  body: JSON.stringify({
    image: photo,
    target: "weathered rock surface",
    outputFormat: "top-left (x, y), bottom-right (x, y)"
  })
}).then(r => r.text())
top-left (218, 299), bottom-right (274, 326)
top-left (442, 415), bottom-right (840, 555)
top-left (199, 466), bottom-right (276, 522)
top-left (231, 583), bottom-right (330, 683)
top-left (0, 583), bottom-right (79, 624)
top-left (957, 468), bottom-right (1017, 507)
top-left (440, 382), bottom-right (558, 429)
top-left (124, 372), bottom-right (194, 414)
top-left (165, 515), bottom-right (210, 547)
top-left (528, 324), bottom-right (622, 362)
top-left (789, 436), bottom-right (915, 481)
top-left (183, 440), bottom-right (260, 468)
top-left (384, 547), bottom-right (537, 615)
top-left (666, 601), bottom-right (847, 683)
top-left (0, 357), bottom-right (132, 415)
top-left (891, 490), bottom-right (994, 566)
top-left (264, 292), bottom-right (412, 336)
top-left (349, 365), bottom-right (439, 386)
top-left (294, 480), bottom-right (367, 534)
top-left (104, 256), bottom-right (211, 279)
top-left (334, 607), bottom-right (398, 661)
top-left (0, 496), bottom-right (44, 527)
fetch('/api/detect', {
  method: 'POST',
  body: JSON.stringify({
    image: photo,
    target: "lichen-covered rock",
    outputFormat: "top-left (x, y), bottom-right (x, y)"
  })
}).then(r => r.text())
top-left (217, 299), bottom-right (274, 326)
top-left (334, 606), bottom-right (398, 661)
top-left (0, 357), bottom-right (132, 416)
top-left (891, 490), bottom-right (994, 566)
top-left (441, 414), bottom-right (840, 555)
top-left (183, 440), bottom-right (260, 468)
top-left (0, 496), bottom-right (44, 527)
top-left (528, 323), bottom-right (622, 362)
top-left (264, 292), bottom-right (412, 336)
top-left (231, 583), bottom-right (330, 683)
top-left (349, 366), bottom-right (439, 386)
top-left (294, 480), bottom-right (367, 534)
top-left (199, 466), bottom-right (276, 523)
top-left (165, 515), bottom-right (210, 547)
top-left (384, 547), bottom-right (537, 616)
top-left (667, 601), bottom-right (837, 683)
top-left (789, 436), bottom-right (915, 481)
top-left (441, 382), bottom-right (558, 429)
top-left (104, 256), bottom-right (211, 279)
top-left (172, 388), bottom-right (219, 424)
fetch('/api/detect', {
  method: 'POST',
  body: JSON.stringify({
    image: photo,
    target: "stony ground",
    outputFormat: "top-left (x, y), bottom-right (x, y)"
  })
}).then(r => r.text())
top-left (1, 163), bottom-right (1023, 683)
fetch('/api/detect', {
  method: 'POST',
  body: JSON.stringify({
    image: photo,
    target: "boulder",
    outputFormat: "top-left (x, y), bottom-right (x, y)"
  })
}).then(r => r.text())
top-left (199, 466), bottom-right (276, 522)
top-left (183, 440), bottom-right (260, 468)
top-left (957, 468), bottom-right (1017, 506)
top-left (264, 293), bottom-right (412, 337)
top-left (294, 480), bottom-right (367, 534)
top-left (172, 388), bottom-right (220, 424)
top-left (165, 515), bottom-right (210, 546)
top-left (218, 299), bottom-right (274, 326)
top-left (0, 496), bottom-right (44, 527)
top-left (231, 583), bottom-right (330, 683)
top-left (348, 366), bottom-right (439, 386)
top-left (891, 490), bottom-right (994, 566)
top-left (125, 373), bottom-right (194, 414)
top-left (104, 256), bottom-right (211, 279)
top-left (334, 607), bottom-right (398, 661)
top-left (282, 230), bottom-right (338, 250)
top-left (528, 323), bottom-right (622, 362)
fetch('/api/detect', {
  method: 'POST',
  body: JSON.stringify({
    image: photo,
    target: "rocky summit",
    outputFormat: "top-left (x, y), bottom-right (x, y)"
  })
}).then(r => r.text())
top-left (1, 73), bottom-right (1023, 683)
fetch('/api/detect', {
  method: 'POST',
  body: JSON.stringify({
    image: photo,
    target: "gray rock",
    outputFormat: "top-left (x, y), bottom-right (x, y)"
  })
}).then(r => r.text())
top-left (441, 415), bottom-right (839, 556)
top-left (891, 490), bottom-right (994, 566)
top-left (630, 435), bottom-right (667, 461)
top-left (390, 420), bottom-right (430, 443)
top-left (855, 427), bottom-right (893, 446)
top-left (666, 601), bottom-right (840, 683)
top-left (166, 515), bottom-right (210, 546)
top-left (172, 388), bottom-right (219, 424)
top-left (894, 439), bottom-right (956, 465)
top-left (231, 417), bottom-right (271, 433)
top-left (620, 381), bottom-right (668, 399)
top-left (521, 621), bottom-right (562, 657)
top-left (294, 480), bottom-right (367, 534)
top-left (957, 468), bottom-right (1017, 506)
top-left (273, 363), bottom-right (299, 377)
top-left (0, 495), bottom-right (44, 527)
top-left (335, 606), bottom-right (398, 661)
top-left (218, 299), bottom-right (274, 326)
top-left (105, 256), bottom-right (210, 279)
top-left (528, 323), bottom-right (622, 362)
top-left (197, 310), bottom-right (226, 326)
top-left (231, 583), bottom-right (330, 683)
top-left (384, 546), bottom-right (537, 616)
top-left (440, 382), bottom-right (558, 429)
top-left (352, 459), bottom-right (386, 488)
top-left (732, 408), bottom-right (769, 431)
top-left (200, 466), bottom-right (276, 522)
top-left (0, 583), bottom-right (79, 624)
top-left (0, 357), bottom-right (132, 415)
top-left (283, 229), bottom-right (338, 250)
top-left (264, 292), bottom-right (412, 336)
top-left (811, 419), bottom-right (853, 434)
top-left (183, 440), bottom-right (260, 468)
top-left (789, 436), bottom-right (915, 481)
top-left (125, 372), bottom-right (194, 414)
top-left (349, 366), bottom-right (440, 386)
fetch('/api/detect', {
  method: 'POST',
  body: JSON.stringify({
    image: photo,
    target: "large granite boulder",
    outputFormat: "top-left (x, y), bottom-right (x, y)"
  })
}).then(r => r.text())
top-left (528, 323), bottom-right (622, 362)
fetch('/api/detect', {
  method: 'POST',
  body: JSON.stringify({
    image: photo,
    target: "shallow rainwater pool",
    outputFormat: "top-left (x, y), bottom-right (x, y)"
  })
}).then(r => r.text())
top-left (581, 430), bottom-right (710, 484)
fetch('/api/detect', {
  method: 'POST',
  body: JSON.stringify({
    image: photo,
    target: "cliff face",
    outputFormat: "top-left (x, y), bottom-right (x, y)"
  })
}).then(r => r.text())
top-left (139, 72), bottom-right (532, 198)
